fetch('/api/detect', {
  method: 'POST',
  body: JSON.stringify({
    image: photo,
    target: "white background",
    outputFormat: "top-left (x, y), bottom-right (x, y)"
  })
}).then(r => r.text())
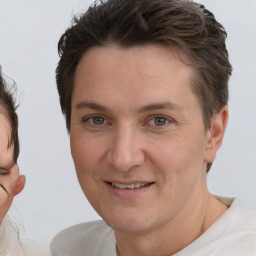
top-left (0, 0), bottom-right (255, 252)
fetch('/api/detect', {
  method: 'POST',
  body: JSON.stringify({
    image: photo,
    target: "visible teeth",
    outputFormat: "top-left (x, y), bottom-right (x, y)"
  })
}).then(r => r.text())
top-left (134, 183), bottom-right (141, 188)
top-left (111, 182), bottom-right (149, 189)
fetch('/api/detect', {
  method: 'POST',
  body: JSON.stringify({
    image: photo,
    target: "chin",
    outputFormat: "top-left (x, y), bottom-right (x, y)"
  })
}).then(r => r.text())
top-left (107, 220), bottom-right (150, 233)
top-left (100, 209), bottom-right (156, 233)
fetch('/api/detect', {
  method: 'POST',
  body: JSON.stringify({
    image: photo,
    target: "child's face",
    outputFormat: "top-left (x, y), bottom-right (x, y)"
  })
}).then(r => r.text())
top-left (0, 111), bottom-right (25, 224)
top-left (0, 112), bottom-right (14, 169)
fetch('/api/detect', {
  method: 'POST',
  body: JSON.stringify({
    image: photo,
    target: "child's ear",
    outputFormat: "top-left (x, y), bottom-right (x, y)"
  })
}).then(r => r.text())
top-left (13, 175), bottom-right (26, 196)
top-left (204, 106), bottom-right (228, 163)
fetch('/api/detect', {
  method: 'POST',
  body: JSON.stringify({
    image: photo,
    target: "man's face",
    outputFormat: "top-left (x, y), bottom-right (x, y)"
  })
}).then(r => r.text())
top-left (70, 44), bottom-right (217, 232)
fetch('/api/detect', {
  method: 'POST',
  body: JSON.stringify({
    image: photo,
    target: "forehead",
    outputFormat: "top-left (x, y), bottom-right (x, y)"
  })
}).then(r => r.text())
top-left (75, 44), bottom-right (192, 79)
top-left (0, 109), bottom-right (10, 132)
top-left (0, 103), bottom-right (11, 134)
top-left (0, 111), bottom-right (11, 146)
top-left (72, 44), bottom-right (198, 111)
top-left (0, 108), bottom-right (15, 168)
top-left (71, 45), bottom-right (206, 121)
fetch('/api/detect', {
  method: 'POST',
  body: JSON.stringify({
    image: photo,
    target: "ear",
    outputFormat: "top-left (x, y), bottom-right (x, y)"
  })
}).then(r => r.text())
top-left (204, 106), bottom-right (228, 163)
top-left (13, 175), bottom-right (26, 196)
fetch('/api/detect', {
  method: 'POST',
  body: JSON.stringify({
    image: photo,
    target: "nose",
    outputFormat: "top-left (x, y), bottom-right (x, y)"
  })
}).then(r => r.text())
top-left (107, 126), bottom-right (145, 172)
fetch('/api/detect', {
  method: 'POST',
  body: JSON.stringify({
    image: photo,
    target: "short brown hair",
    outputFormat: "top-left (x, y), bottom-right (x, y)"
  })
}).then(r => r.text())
top-left (56, 0), bottom-right (232, 172)
top-left (0, 66), bottom-right (19, 163)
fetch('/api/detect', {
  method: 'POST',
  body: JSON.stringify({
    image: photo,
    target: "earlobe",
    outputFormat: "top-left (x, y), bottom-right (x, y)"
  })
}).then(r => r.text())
top-left (204, 106), bottom-right (228, 163)
top-left (13, 175), bottom-right (26, 196)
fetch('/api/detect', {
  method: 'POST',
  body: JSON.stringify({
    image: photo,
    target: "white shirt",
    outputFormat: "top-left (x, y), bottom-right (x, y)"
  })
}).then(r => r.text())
top-left (51, 198), bottom-right (256, 255)
top-left (0, 215), bottom-right (47, 256)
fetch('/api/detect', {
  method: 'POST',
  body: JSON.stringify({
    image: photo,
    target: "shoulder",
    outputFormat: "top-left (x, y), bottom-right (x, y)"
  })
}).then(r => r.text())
top-left (224, 198), bottom-right (256, 241)
top-left (208, 198), bottom-right (256, 254)
top-left (50, 220), bottom-right (116, 256)
top-left (210, 198), bottom-right (256, 255)
top-left (176, 197), bottom-right (256, 256)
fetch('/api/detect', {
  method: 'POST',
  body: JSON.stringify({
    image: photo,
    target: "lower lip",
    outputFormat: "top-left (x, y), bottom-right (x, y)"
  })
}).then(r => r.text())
top-left (104, 182), bottom-right (154, 199)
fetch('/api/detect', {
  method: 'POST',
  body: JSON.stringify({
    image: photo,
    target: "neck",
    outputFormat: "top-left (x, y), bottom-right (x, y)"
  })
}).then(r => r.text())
top-left (115, 191), bottom-right (228, 256)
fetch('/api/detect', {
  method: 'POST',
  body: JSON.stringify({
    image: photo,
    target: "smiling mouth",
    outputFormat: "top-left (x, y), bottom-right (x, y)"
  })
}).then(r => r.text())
top-left (108, 182), bottom-right (153, 189)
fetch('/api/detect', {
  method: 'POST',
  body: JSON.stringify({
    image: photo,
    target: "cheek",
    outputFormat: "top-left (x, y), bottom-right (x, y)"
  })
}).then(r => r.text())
top-left (70, 134), bottom-right (107, 179)
top-left (70, 134), bottom-right (109, 210)
top-left (150, 136), bottom-right (200, 167)
top-left (148, 133), bottom-right (206, 182)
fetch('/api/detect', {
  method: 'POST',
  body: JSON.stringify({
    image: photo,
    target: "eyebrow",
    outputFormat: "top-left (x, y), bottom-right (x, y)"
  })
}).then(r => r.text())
top-left (75, 101), bottom-right (182, 113)
top-left (137, 102), bottom-right (182, 113)
top-left (76, 102), bottom-right (109, 112)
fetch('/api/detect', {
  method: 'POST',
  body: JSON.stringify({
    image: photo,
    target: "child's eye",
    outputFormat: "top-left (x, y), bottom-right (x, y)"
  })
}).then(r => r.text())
top-left (0, 168), bottom-right (9, 175)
